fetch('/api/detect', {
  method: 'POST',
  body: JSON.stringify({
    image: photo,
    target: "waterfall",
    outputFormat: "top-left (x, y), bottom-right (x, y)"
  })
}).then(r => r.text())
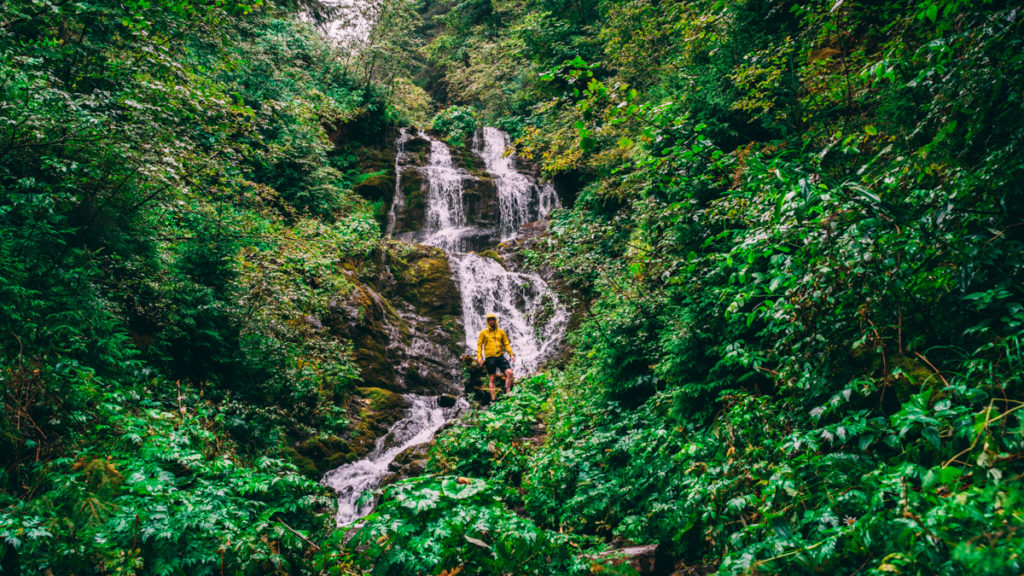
top-left (419, 131), bottom-right (475, 252)
top-left (453, 253), bottom-right (568, 375)
top-left (424, 132), bottom-right (467, 232)
top-left (324, 126), bottom-right (566, 525)
top-left (322, 395), bottom-right (466, 525)
top-left (474, 127), bottom-right (560, 241)
top-left (385, 127), bottom-right (413, 236)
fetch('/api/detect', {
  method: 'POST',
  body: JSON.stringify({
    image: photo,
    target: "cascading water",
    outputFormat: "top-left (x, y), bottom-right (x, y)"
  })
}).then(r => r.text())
top-left (453, 253), bottom-right (568, 375)
top-left (385, 127), bottom-right (413, 236)
top-left (418, 131), bottom-right (476, 252)
top-left (322, 395), bottom-right (463, 524)
top-left (474, 127), bottom-right (560, 241)
top-left (324, 126), bottom-right (566, 525)
top-left (424, 134), bottom-right (467, 232)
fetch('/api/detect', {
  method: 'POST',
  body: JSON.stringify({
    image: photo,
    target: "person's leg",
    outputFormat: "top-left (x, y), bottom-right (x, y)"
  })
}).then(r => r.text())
top-left (504, 368), bottom-right (514, 393)
top-left (484, 357), bottom-right (497, 401)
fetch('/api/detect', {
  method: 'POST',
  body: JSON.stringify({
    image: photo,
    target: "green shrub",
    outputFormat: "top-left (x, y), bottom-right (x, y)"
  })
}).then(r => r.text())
top-left (431, 105), bottom-right (479, 147)
top-left (350, 475), bottom-right (590, 576)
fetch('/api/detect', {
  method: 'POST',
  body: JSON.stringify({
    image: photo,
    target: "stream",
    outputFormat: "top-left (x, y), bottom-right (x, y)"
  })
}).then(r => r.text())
top-left (321, 127), bottom-right (567, 524)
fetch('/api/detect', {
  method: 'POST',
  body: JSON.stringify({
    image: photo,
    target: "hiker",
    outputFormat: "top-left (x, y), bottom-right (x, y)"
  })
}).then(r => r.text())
top-left (476, 313), bottom-right (516, 401)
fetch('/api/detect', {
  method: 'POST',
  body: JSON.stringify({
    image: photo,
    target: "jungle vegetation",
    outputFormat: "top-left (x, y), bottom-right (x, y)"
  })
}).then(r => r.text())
top-left (2, 0), bottom-right (1023, 575)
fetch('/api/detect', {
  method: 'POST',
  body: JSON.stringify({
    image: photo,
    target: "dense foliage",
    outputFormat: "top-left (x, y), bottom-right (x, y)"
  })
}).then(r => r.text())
top-left (411, 0), bottom-right (1024, 574)
top-left (432, 105), bottom-right (479, 146)
top-left (0, 0), bottom-right (399, 572)
top-left (5, 0), bottom-right (1023, 574)
top-left (354, 474), bottom-right (589, 575)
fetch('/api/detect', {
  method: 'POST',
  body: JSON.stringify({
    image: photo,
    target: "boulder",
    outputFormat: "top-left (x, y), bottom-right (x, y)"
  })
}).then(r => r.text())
top-left (325, 244), bottom-right (464, 394)
top-left (385, 441), bottom-right (431, 482)
top-left (389, 245), bottom-right (461, 320)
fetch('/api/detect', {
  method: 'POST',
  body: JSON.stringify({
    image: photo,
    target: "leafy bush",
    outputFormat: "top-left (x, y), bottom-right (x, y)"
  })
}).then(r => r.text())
top-left (431, 105), bottom-right (479, 147)
top-left (0, 0), bottom-right (391, 572)
top-left (351, 475), bottom-right (590, 576)
top-left (420, 0), bottom-right (1024, 573)
top-left (429, 375), bottom-right (550, 489)
top-left (0, 385), bottom-right (335, 574)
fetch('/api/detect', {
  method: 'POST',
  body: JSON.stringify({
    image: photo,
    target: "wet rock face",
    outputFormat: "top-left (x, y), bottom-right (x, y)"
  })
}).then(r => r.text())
top-left (389, 130), bottom-right (501, 241)
top-left (326, 244), bottom-right (464, 394)
top-left (288, 387), bottom-right (408, 479)
top-left (461, 175), bottom-right (500, 235)
top-left (384, 442), bottom-right (430, 483)
top-left (450, 141), bottom-right (500, 230)
top-left (393, 169), bottom-right (427, 234)
top-left (353, 168), bottom-right (395, 232)
top-left (390, 246), bottom-right (460, 320)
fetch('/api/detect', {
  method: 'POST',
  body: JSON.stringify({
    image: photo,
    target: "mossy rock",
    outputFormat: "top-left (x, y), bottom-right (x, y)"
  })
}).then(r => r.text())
top-left (887, 355), bottom-right (939, 403)
top-left (396, 170), bottom-right (426, 233)
top-left (283, 446), bottom-right (322, 479)
top-left (388, 245), bottom-right (461, 321)
top-left (290, 435), bottom-right (357, 479)
top-left (385, 442), bottom-right (431, 484)
top-left (354, 171), bottom-right (397, 230)
top-left (340, 285), bottom-right (404, 388)
top-left (448, 141), bottom-right (485, 175)
top-left (441, 314), bottom-right (463, 356)
top-left (357, 386), bottom-right (407, 421)
top-left (478, 250), bottom-right (502, 265)
top-left (402, 135), bottom-right (431, 165)
top-left (290, 387), bottom-right (409, 477)
top-left (353, 172), bottom-right (396, 204)
top-left (323, 448), bottom-right (359, 470)
top-left (347, 386), bottom-right (408, 456)
top-left (408, 256), bottom-right (457, 316)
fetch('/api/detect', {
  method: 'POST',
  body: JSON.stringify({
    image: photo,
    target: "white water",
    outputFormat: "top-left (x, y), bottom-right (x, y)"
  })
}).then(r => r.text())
top-left (454, 253), bottom-right (568, 375)
top-left (423, 133), bottom-right (469, 246)
top-left (385, 127), bottom-right (413, 236)
top-left (322, 395), bottom-right (466, 525)
top-left (418, 128), bottom-right (565, 374)
top-left (474, 127), bottom-right (560, 241)
top-left (324, 127), bottom-right (565, 525)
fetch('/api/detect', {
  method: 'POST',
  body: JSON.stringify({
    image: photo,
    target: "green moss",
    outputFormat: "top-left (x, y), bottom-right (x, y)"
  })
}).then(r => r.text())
top-left (348, 286), bottom-right (399, 387)
top-left (283, 446), bottom-right (321, 479)
top-left (442, 314), bottom-right (462, 355)
top-left (478, 250), bottom-right (502, 264)
top-left (286, 388), bottom-right (407, 477)
top-left (397, 171), bottom-right (426, 233)
top-left (347, 387), bottom-right (408, 456)
top-left (888, 355), bottom-right (940, 403)
top-left (357, 386), bottom-right (407, 420)
top-left (389, 245), bottom-right (460, 320)
top-left (290, 435), bottom-right (356, 478)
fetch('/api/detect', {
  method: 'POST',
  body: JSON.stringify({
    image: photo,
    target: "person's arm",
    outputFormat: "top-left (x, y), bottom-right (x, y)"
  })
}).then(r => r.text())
top-left (477, 330), bottom-right (485, 361)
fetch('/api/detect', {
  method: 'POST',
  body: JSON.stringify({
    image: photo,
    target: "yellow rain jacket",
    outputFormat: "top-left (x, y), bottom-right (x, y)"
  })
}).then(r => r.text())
top-left (477, 327), bottom-right (514, 360)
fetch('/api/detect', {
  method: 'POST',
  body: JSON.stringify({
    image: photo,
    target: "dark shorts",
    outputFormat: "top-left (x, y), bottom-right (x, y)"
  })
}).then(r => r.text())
top-left (484, 355), bottom-right (511, 375)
